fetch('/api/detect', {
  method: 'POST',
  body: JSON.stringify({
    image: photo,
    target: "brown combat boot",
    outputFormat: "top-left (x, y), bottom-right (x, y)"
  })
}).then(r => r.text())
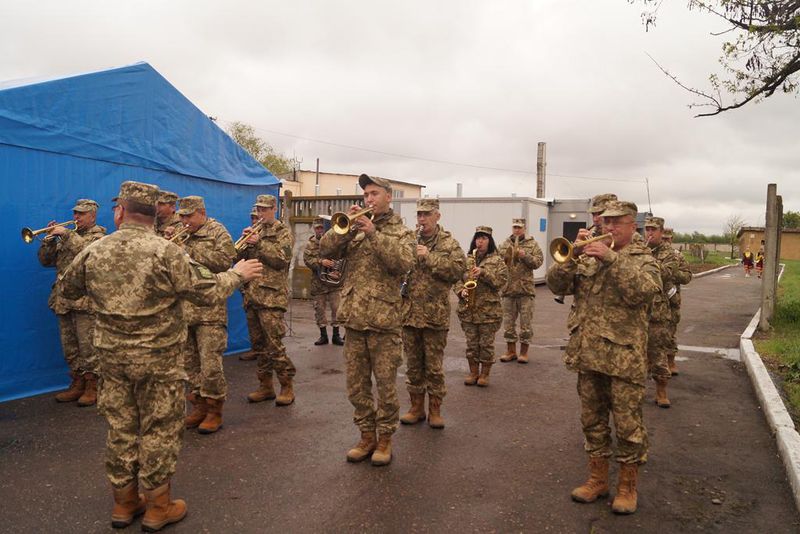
top-left (198, 398), bottom-right (223, 434)
top-left (55, 372), bottom-right (85, 403)
top-left (247, 373), bottom-right (276, 403)
top-left (346, 431), bottom-right (377, 463)
top-left (184, 393), bottom-right (208, 429)
top-left (477, 362), bottom-right (493, 387)
top-left (517, 343), bottom-right (530, 364)
top-left (275, 375), bottom-right (295, 406)
top-left (371, 434), bottom-right (393, 466)
top-left (77, 373), bottom-right (98, 407)
top-left (428, 396), bottom-right (445, 429)
top-left (668, 353), bottom-right (679, 375)
top-left (499, 342), bottom-right (517, 362)
top-left (571, 456), bottom-right (610, 503)
top-left (464, 360), bottom-right (480, 385)
top-left (612, 463), bottom-right (639, 514)
top-left (655, 377), bottom-right (671, 408)
top-left (110, 481), bottom-right (145, 528)
top-left (400, 393), bottom-right (426, 425)
top-left (141, 482), bottom-right (187, 532)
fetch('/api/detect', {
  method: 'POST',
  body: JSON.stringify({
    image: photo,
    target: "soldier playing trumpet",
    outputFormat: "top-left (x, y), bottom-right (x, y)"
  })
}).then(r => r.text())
top-left (303, 217), bottom-right (344, 346)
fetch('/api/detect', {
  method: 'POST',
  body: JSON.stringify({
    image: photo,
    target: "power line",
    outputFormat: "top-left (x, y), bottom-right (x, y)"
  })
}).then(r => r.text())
top-left (217, 117), bottom-right (646, 184)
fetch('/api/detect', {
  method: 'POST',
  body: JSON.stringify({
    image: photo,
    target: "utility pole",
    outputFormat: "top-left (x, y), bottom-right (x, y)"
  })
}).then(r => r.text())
top-left (536, 142), bottom-right (546, 198)
top-left (759, 183), bottom-right (779, 331)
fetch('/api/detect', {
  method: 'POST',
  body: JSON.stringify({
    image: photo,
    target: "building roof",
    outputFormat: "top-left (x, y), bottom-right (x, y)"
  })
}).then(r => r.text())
top-left (737, 226), bottom-right (800, 238)
top-left (286, 169), bottom-right (425, 188)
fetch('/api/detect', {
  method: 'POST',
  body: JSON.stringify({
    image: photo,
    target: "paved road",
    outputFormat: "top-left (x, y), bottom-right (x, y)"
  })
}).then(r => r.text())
top-left (1, 264), bottom-right (797, 533)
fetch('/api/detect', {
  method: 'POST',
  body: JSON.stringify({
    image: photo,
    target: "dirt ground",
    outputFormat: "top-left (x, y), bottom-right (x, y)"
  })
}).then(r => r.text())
top-left (1, 264), bottom-right (798, 533)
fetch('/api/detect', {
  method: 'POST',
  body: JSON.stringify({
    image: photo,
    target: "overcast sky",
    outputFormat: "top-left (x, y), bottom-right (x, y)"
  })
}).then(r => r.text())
top-left (2, 0), bottom-right (797, 234)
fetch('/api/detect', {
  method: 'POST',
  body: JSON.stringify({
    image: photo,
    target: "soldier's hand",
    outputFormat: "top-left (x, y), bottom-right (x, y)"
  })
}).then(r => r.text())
top-left (163, 226), bottom-right (176, 238)
top-left (470, 266), bottom-right (482, 278)
top-left (460, 288), bottom-right (469, 298)
top-left (583, 241), bottom-right (613, 261)
top-left (321, 258), bottom-right (335, 268)
top-left (358, 215), bottom-right (376, 236)
top-left (517, 249), bottom-right (526, 257)
top-left (576, 228), bottom-right (592, 242)
top-left (347, 204), bottom-right (362, 215)
top-left (417, 244), bottom-right (429, 257)
top-left (49, 224), bottom-right (69, 237)
top-left (233, 259), bottom-right (263, 281)
top-left (243, 227), bottom-right (260, 244)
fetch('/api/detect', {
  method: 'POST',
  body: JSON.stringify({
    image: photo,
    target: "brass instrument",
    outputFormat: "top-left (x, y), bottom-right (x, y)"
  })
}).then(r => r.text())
top-left (21, 220), bottom-right (76, 244)
top-left (400, 226), bottom-right (423, 297)
top-left (549, 232), bottom-right (614, 264)
top-left (554, 226), bottom-right (595, 304)
top-left (463, 251), bottom-right (478, 310)
top-left (330, 207), bottom-right (374, 235)
top-left (234, 219), bottom-right (265, 252)
top-left (504, 235), bottom-right (520, 268)
top-left (168, 224), bottom-right (191, 245)
top-left (320, 259), bottom-right (346, 287)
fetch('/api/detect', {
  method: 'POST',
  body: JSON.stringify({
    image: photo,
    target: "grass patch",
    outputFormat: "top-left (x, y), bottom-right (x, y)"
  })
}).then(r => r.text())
top-left (754, 259), bottom-right (800, 420)
top-left (681, 250), bottom-right (736, 266)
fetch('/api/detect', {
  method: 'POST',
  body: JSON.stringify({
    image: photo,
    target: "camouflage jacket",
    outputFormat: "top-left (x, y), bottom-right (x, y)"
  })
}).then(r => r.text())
top-left (60, 223), bottom-right (243, 361)
top-left (320, 209), bottom-right (415, 333)
top-left (498, 234), bottom-right (544, 297)
top-left (454, 251), bottom-right (509, 324)
top-left (303, 234), bottom-right (340, 296)
top-left (668, 248), bottom-right (692, 319)
top-left (181, 218), bottom-right (235, 325)
top-left (38, 224), bottom-right (107, 314)
top-left (238, 220), bottom-right (293, 311)
top-left (546, 242), bottom-right (661, 385)
top-left (648, 242), bottom-right (686, 324)
top-left (155, 213), bottom-right (182, 237)
top-left (402, 225), bottom-right (466, 330)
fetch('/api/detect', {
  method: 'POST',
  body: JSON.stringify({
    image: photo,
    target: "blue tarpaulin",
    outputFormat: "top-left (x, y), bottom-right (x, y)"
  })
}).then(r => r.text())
top-left (0, 62), bottom-right (280, 402)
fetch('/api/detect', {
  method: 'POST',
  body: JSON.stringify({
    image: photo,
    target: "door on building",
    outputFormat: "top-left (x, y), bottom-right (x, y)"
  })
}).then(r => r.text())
top-left (562, 221), bottom-right (586, 243)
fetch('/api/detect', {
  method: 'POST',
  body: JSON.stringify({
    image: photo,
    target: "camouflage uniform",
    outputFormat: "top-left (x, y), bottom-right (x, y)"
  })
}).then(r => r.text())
top-left (402, 223), bottom-right (466, 398)
top-left (155, 213), bottom-right (182, 238)
top-left (498, 228), bottom-right (544, 345)
top-left (303, 232), bottom-right (342, 328)
top-left (60, 181), bottom-right (245, 490)
top-left (320, 203), bottom-right (415, 437)
top-left (646, 241), bottom-right (682, 380)
top-left (238, 217), bottom-right (296, 383)
top-left (455, 245), bottom-right (509, 365)
top-left (546, 201), bottom-right (661, 464)
top-left (180, 212), bottom-right (236, 401)
top-left (38, 210), bottom-right (106, 376)
top-left (667, 243), bottom-right (692, 367)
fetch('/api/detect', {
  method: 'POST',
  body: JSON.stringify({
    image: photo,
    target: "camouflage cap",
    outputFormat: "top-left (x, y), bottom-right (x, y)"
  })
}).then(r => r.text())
top-left (416, 198), bottom-right (439, 212)
top-left (177, 195), bottom-right (206, 215)
top-left (250, 208), bottom-right (259, 218)
top-left (312, 217), bottom-right (325, 227)
top-left (358, 173), bottom-right (392, 192)
top-left (601, 200), bottom-right (638, 218)
top-left (157, 190), bottom-right (179, 204)
top-left (512, 218), bottom-right (526, 227)
top-left (112, 181), bottom-right (160, 205)
top-left (645, 216), bottom-right (665, 229)
top-left (474, 225), bottom-right (493, 236)
top-left (72, 198), bottom-right (99, 212)
top-left (254, 194), bottom-right (276, 208)
top-left (663, 227), bottom-right (674, 238)
top-left (588, 193), bottom-right (618, 214)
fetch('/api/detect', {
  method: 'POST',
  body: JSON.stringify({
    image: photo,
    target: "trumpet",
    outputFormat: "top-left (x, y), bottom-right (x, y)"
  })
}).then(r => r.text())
top-left (234, 219), bottom-right (265, 252)
top-left (168, 224), bottom-right (191, 245)
top-left (549, 232), bottom-right (614, 264)
top-left (330, 207), bottom-right (374, 235)
top-left (21, 220), bottom-right (76, 244)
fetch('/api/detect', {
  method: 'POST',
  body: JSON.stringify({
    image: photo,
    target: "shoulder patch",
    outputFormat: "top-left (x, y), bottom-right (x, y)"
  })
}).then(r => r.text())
top-left (190, 260), bottom-right (215, 280)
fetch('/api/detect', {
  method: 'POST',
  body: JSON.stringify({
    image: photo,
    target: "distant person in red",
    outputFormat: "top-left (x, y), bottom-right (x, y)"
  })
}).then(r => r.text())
top-left (755, 249), bottom-right (765, 279)
top-left (742, 248), bottom-right (754, 277)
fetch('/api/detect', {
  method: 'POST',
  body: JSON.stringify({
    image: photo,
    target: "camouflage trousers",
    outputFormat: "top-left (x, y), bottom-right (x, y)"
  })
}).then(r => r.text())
top-left (184, 323), bottom-right (228, 400)
top-left (313, 291), bottom-right (340, 328)
top-left (577, 371), bottom-right (648, 464)
top-left (245, 306), bottom-right (267, 362)
top-left (254, 308), bottom-right (296, 380)
top-left (402, 326), bottom-right (448, 399)
top-left (97, 347), bottom-right (186, 490)
top-left (647, 321), bottom-right (673, 379)
top-left (57, 310), bottom-right (98, 375)
top-left (502, 295), bottom-right (535, 344)
top-left (344, 328), bottom-right (403, 436)
top-left (461, 320), bottom-right (502, 364)
top-left (667, 315), bottom-right (680, 358)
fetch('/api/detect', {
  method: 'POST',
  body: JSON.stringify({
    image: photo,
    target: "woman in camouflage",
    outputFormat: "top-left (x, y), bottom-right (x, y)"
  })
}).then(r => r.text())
top-left (454, 226), bottom-right (508, 387)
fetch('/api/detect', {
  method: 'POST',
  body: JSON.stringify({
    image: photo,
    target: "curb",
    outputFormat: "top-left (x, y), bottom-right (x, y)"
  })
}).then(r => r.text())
top-left (694, 263), bottom-right (737, 278)
top-left (739, 264), bottom-right (800, 512)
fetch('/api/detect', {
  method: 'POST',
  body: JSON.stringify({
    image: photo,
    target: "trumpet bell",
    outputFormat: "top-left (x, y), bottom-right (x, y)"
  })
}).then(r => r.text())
top-left (21, 227), bottom-right (35, 244)
top-left (549, 237), bottom-right (573, 264)
top-left (331, 207), bottom-right (374, 235)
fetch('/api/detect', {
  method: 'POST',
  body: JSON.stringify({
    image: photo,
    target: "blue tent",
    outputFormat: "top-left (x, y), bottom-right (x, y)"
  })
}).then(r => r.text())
top-left (0, 62), bottom-right (280, 402)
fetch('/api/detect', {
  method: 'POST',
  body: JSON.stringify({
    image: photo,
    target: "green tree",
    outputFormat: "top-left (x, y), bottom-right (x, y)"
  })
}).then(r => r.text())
top-left (226, 121), bottom-right (296, 175)
top-left (723, 213), bottom-right (746, 258)
top-left (633, 1), bottom-right (800, 116)
top-left (784, 210), bottom-right (800, 228)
